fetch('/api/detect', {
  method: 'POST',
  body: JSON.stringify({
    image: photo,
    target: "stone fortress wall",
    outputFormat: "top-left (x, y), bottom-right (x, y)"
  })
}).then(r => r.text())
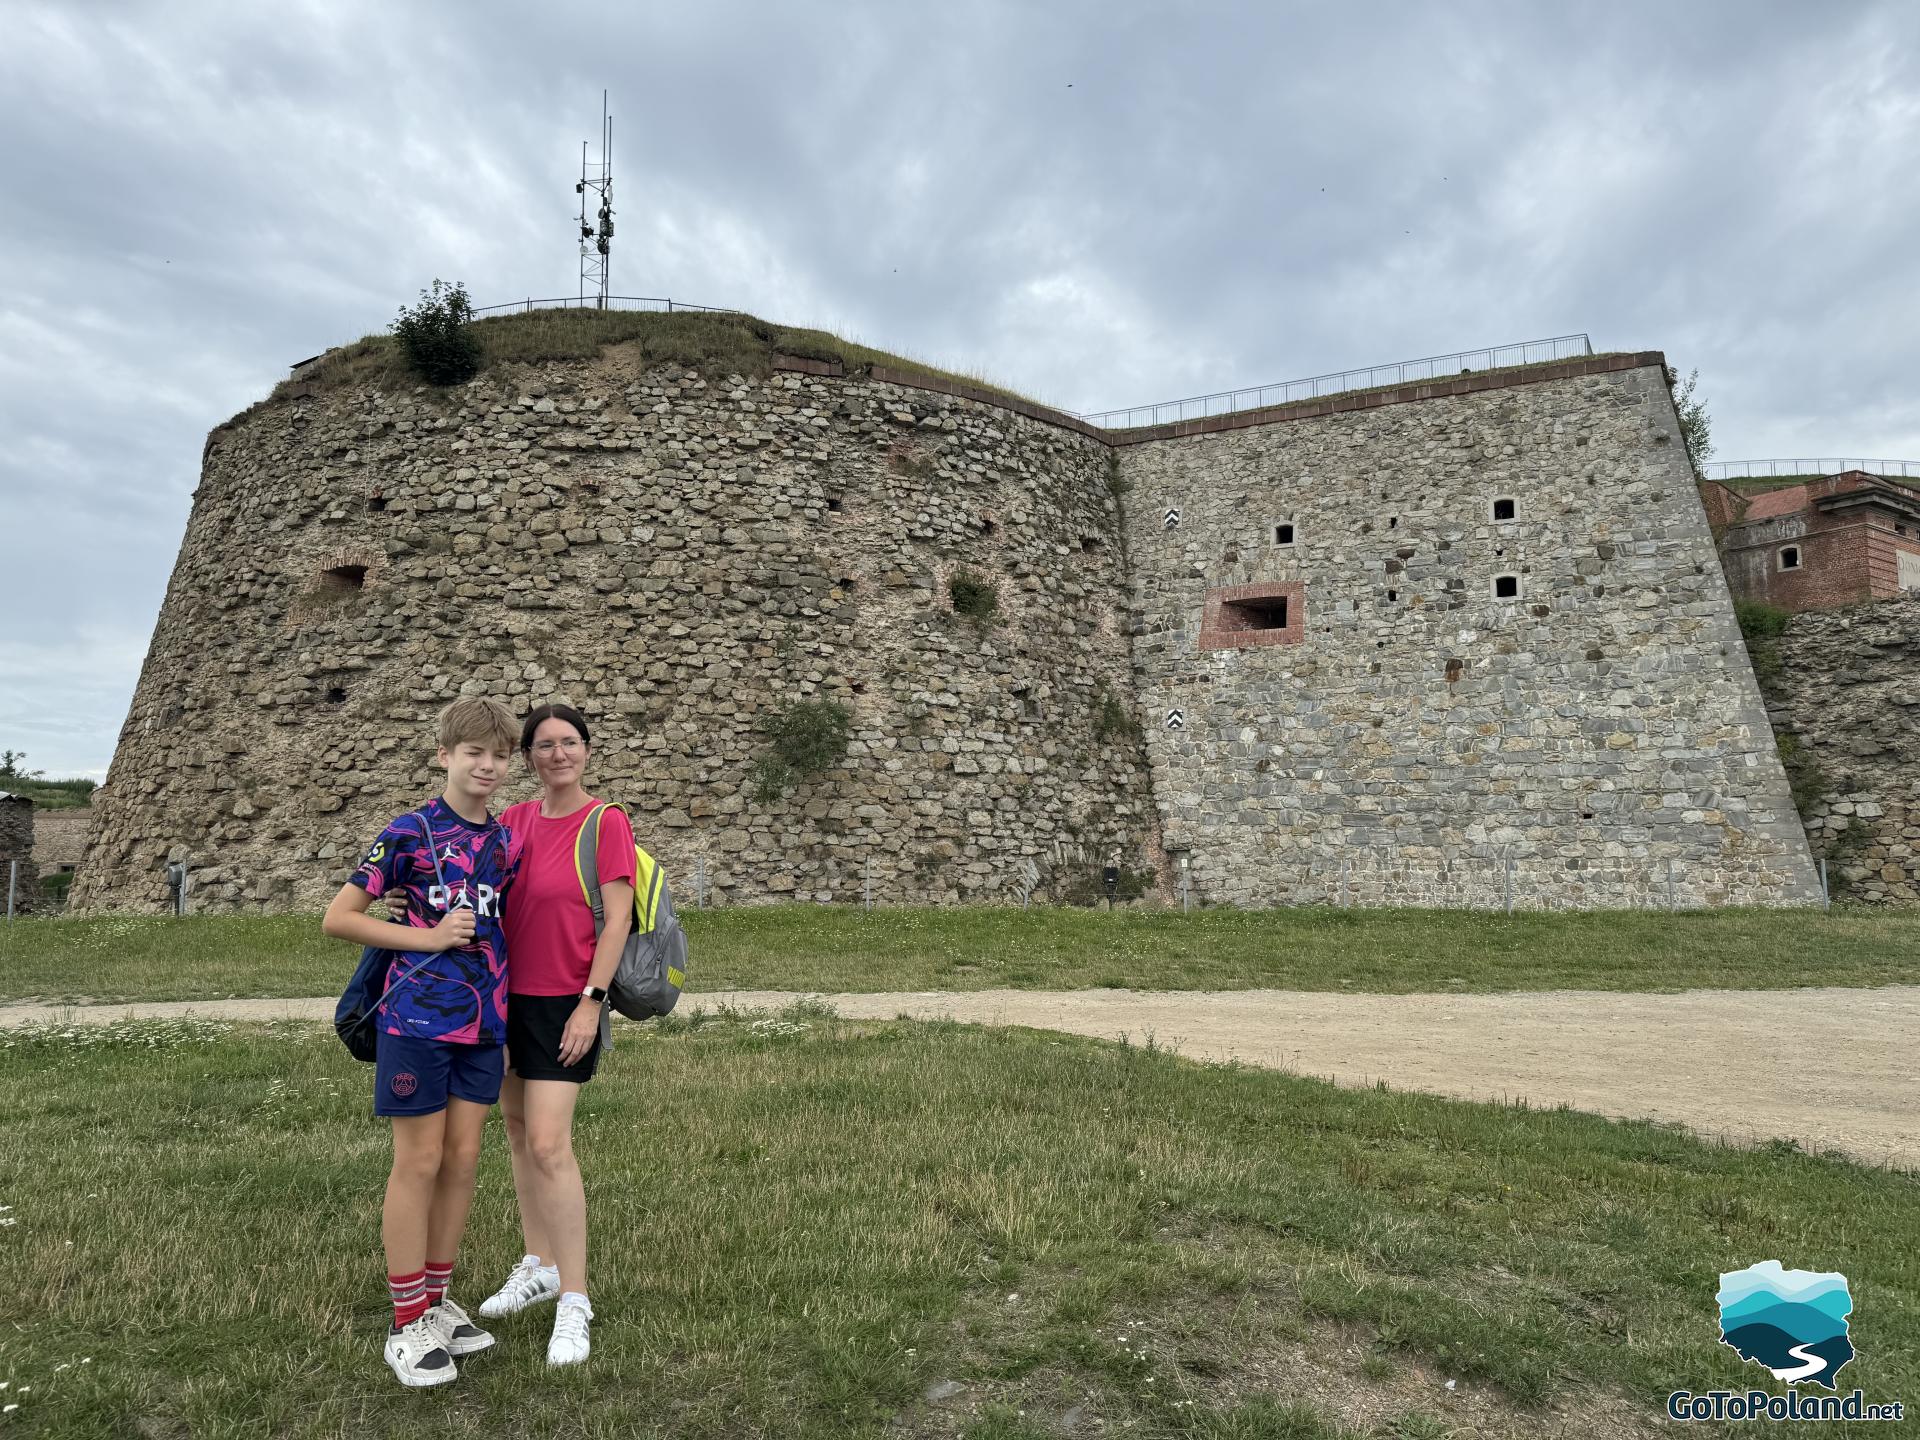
top-left (1116, 359), bottom-right (1822, 909)
top-left (74, 335), bottom-right (1826, 913)
top-left (1764, 593), bottom-right (1920, 905)
top-left (73, 348), bottom-right (1158, 912)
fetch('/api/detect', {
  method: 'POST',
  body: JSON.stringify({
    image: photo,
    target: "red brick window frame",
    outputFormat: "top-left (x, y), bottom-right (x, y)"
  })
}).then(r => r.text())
top-left (1198, 580), bottom-right (1306, 651)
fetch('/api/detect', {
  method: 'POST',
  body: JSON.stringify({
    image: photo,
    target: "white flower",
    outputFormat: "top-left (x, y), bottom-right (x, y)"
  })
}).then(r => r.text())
top-left (3, 1403), bottom-right (16, 1413)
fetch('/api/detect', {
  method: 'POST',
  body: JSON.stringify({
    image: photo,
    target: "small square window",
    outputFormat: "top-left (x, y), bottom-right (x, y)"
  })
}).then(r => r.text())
top-left (1779, 546), bottom-right (1801, 571)
top-left (1492, 497), bottom-right (1516, 521)
top-left (1493, 574), bottom-right (1520, 600)
top-left (1273, 522), bottom-right (1295, 546)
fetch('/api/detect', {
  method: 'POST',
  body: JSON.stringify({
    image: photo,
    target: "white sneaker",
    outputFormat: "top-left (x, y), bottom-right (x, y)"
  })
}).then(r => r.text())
top-left (477, 1254), bottom-right (561, 1319)
top-left (547, 1295), bottom-right (593, 1366)
top-left (384, 1314), bottom-right (457, 1387)
top-left (426, 1296), bottom-right (495, 1357)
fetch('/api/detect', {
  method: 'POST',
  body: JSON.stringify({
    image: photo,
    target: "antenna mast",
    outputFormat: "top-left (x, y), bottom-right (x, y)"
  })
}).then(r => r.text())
top-left (576, 90), bottom-right (612, 308)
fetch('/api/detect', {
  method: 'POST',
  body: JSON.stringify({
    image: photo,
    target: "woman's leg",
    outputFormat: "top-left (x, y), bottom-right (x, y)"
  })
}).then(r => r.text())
top-left (519, 1078), bottom-right (588, 1297)
top-left (499, 1070), bottom-right (554, 1264)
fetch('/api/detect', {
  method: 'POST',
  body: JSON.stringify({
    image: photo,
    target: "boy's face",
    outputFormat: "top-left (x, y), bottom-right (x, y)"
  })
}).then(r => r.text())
top-left (437, 740), bottom-right (513, 801)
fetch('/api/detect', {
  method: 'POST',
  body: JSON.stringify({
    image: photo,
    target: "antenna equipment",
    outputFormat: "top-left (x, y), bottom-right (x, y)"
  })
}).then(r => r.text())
top-left (577, 90), bottom-right (613, 308)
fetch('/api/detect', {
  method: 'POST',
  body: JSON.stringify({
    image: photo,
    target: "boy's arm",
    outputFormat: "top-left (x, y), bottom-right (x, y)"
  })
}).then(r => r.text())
top-left (322, 883), bottom-right (472, 952)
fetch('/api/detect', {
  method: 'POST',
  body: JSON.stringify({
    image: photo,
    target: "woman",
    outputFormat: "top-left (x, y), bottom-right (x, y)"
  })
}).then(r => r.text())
top-left (476, 702), bottom-right (635, 1366)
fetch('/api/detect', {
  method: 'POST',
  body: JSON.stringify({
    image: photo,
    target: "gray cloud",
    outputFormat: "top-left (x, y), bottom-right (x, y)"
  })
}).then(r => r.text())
top-left (3, 0), bottom-right (1917, 776)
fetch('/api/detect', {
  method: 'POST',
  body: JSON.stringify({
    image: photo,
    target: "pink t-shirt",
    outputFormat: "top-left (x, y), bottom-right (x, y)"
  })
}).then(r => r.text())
top-left (501, 798), bottom-right (637, 996)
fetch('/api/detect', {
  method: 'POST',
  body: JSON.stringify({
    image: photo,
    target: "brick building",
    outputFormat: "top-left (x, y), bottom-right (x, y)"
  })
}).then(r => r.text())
top-left (1702, 470), bottom-right (1920, 612)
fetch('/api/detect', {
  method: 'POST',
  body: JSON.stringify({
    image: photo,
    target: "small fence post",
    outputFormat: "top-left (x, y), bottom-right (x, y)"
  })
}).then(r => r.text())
top-left (1504, 856), bottom-right (1513, 915)
top-left (863, 855), bottom-right (872, 914)
top-left (6, 860), bottom-right (16, 922)
top-left (1819, 858), bottom-right (1830, 912)
top-left (1666, 857), bottom-right (1677, 912)
top-left (694, 855), bottom-right (706, 911)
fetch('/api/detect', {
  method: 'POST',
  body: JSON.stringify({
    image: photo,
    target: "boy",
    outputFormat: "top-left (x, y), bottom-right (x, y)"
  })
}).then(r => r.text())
top-left (322, 697), bottom-right (520, 1388)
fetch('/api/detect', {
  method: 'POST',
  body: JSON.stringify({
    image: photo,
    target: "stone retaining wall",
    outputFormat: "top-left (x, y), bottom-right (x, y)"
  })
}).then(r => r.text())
top-left (1118, 361), bottom-right (1822, 909)
top-left (74, 344), bottom-right (1826, 913)
top-left (1765, 595), bottom-right (1920, 905)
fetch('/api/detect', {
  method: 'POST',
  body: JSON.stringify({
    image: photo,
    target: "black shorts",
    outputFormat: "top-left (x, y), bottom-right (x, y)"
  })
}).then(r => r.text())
top-left (506, 993), bottom-right (603, 1084)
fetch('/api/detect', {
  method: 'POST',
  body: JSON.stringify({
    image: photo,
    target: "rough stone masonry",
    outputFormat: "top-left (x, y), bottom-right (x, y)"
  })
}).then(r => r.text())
top-left (72, 340), bottom-right (1822, 913)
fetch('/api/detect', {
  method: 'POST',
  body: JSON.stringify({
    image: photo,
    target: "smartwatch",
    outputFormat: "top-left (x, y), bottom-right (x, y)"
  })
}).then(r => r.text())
top-left (581, 984), bottom-right (609, 1004)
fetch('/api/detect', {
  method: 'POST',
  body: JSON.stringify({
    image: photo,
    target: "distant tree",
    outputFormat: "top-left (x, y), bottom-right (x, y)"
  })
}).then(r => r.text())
top-left (0, 749), bottom-right (42, 781)
top-left (392, 279), bottom-right (483, 385)
top-left (1669, 366), bottom-right (1713, 470)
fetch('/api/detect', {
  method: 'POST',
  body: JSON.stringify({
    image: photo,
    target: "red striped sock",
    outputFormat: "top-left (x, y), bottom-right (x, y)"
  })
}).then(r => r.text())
top-left (389, 1269), bottom-right (428, 1329)
top-left (424, 1259), bottom-right (454, 1308)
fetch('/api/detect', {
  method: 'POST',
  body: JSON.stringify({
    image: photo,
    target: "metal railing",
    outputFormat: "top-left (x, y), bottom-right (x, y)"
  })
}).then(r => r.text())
top-left (469, 294), bottom-right (736, 317)
top-left (1701, 458), bottom-right (1920, 482)
top-left (1077, 334), bottom-right (1594, 429)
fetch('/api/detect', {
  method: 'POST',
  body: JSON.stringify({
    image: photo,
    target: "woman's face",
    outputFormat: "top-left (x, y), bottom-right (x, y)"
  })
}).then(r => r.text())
top-left (527, 716), bottom-right (589, 791)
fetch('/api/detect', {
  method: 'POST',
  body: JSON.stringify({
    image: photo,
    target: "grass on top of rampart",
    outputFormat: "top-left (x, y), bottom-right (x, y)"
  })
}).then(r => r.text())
top-left (269, 307), bottom-right (1051, 412)
top-left (1, 903), bottom-right (1915, 1007)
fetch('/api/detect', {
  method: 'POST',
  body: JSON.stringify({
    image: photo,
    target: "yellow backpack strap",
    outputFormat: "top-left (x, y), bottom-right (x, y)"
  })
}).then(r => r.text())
top-left (572, 802), bottom-right (613, 931)
top-left (633, 843), bottom-right (662, 934)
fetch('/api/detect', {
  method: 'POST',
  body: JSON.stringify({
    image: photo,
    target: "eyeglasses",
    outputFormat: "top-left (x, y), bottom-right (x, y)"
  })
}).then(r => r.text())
top-left (531, 738), bottom-right (585, 756)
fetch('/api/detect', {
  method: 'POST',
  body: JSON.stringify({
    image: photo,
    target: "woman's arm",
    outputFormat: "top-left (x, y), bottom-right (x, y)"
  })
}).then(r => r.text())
top-left (556, 878), bottom-right (633, 1065)
top-left (321, 883), bottom-right (472, 953)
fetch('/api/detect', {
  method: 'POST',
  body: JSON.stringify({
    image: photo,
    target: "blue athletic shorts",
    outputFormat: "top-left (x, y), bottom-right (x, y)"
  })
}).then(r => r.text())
top-left (373, 1031), bottom-right (505, 1117)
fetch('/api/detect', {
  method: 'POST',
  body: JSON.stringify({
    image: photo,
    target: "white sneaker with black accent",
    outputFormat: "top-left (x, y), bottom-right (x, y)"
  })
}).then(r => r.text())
top-left (477, 1254), bottom-right (561, 1319)
top-left (426, 1296), bottom-right (495, 1357)
top-left (384, 1315), bottom-right (458, 1387)
top-left (547, 1294), bottom-right (593, 1366)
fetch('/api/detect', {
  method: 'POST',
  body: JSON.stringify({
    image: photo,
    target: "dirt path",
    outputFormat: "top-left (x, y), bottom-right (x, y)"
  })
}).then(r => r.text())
top-left (3, 986), bottom-right (1913, 1169)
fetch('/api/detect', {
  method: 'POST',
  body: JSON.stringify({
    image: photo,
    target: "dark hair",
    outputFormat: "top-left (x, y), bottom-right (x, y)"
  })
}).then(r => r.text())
top-left (520, 702), bottom-right (592, 754)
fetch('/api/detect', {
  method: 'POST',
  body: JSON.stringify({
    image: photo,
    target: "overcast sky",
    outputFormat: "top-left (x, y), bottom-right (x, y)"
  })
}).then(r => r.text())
top-left (3, 0), bottom-right (1918, 780)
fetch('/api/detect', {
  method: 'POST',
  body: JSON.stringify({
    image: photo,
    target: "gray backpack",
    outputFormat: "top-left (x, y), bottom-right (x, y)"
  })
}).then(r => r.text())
top-left (573, 803), bottom-right (689, 1038)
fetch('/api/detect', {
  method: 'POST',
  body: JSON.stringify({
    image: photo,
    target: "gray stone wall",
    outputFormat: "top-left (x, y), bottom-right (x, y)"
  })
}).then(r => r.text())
top-left (73, 357), bottom-right (1158, 912)
top-left (1117, 363), bottom-right (1823, 909)
top-left (0, 797), bottom-right (38, 914)
top-left (74, 347), bottom-right (1828, 915)
top-left (1765, 595), bottom-right (1920, 905)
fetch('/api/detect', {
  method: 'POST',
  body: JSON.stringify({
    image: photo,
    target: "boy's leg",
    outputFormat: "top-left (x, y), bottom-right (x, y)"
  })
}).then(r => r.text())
top-left (424, 1096), bottom-right (490, 1293)
top-left (383, 1110), bottom-right (447, 1320)
top-left (375, 1033), bottom-right (460, 1386)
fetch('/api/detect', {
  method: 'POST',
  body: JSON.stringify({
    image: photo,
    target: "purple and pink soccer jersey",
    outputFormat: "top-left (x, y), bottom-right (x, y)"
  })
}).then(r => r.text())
top-left (350, 799), bottom-right (516, 1046)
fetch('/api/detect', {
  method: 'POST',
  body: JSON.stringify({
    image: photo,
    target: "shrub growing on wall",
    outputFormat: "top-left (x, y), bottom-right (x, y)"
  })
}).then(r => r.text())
top-left (949, 570), bottom-right (998, 621)
top-left (393, 279), bottom-right (482, 386)
top-left (749, 699), bottom-right (853, 803)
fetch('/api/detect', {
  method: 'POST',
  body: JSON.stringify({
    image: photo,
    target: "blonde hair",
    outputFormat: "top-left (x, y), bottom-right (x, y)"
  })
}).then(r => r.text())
top-left (437, 697), bottom-right (519, 756)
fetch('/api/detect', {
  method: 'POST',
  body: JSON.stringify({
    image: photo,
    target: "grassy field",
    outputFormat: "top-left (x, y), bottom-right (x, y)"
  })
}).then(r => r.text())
top-left (2, 1007), bottom-right (1912, 1438)
top-left (1, 905), bottom-right (1917, 1007)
